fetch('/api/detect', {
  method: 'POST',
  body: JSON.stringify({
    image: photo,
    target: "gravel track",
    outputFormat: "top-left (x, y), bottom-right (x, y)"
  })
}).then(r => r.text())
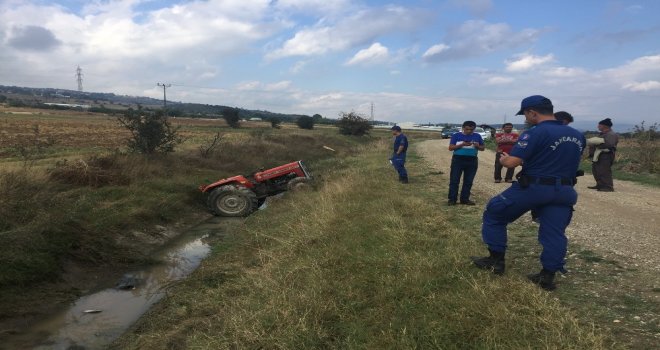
top-left (418, 139), bottom-right (660, 272)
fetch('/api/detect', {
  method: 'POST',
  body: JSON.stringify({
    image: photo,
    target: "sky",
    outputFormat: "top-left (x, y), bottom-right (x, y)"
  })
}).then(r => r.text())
top-left (1, 0), bottom-right (659, 125)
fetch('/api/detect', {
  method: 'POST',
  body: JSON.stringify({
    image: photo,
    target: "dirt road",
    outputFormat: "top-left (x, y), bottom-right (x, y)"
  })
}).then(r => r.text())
top-left (418, 139), bottom-right (660, 272)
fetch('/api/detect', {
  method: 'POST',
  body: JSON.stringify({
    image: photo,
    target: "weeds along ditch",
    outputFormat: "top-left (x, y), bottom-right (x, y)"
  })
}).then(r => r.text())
top-left (113, 139), bottom-right (606, 349)
top-left (0, 110), bottom-right (370, 333)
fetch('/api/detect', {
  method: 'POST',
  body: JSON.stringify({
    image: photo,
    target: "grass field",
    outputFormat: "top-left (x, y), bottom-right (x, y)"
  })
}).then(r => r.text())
top-left (2, 107), bottom-right (657, 348)
top-left (0, 107), bottom-right (369, 335)
top-left (112, 139), bottom-right (617, 349)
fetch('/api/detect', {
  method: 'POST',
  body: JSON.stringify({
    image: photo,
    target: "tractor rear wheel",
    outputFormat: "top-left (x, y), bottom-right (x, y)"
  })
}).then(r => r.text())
top-left (287, 177), bottom-right (310, 191)
top-left (207, 185), bottom-right (258, 217)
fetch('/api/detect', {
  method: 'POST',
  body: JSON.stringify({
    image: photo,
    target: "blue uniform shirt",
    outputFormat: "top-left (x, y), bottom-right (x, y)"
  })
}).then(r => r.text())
top-left (510, 120), bottom-right (586, 179)
top-left (393, 133), bottom-right (408, 156)
top-left (450, 132), bottom-right (484, 157)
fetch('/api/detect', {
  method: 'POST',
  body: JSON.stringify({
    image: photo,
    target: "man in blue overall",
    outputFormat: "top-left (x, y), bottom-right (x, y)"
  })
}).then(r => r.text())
top-left (391, 126), bottom-right (408, 183)
top-left (448, 121), bottom-right (485, 205)
top-left (471, 95), bottom-right (586, 291)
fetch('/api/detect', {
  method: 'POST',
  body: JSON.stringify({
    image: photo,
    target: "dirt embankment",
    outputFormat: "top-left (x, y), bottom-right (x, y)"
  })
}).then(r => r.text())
top-left (418, 139), bottom-right (660, 272)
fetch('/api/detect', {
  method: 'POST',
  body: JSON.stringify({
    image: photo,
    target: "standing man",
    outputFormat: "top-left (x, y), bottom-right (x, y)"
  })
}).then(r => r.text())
top-left (448, 121), bottom-right (485, 205)
top-left (390, 126), bottom-right (409, 184)
top-left (494, 123), bottom-right (519, 183)
top-left (531, 110), bottom-right (575, 223)
top-left (471, 95), bottom-right (585, 291)
top-left (588, 118), bottom-right (618, 192)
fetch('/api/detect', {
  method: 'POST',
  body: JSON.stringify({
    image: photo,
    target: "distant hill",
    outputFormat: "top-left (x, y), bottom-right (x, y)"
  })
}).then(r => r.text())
top-left (0, 85), bottom-right (332, 123)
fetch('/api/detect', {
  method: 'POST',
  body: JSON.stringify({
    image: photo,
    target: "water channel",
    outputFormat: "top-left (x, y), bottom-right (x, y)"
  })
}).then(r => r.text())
top-left (3, 217), bottom-right (239, 350)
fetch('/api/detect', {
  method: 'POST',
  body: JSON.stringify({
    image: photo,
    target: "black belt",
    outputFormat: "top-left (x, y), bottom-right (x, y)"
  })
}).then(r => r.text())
top-left (524, 176), bottom-right (574, 186)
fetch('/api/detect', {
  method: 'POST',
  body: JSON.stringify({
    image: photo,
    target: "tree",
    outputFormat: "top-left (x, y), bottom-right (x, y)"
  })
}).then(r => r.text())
top-left (336, 111), bottom-right (372, 136)
top-left (270, 117), bottom-right (282, 129)
top-left (117, 107), bottom-right (182, 154)
top-left (312, 114), bottom-right (323, 122)
top-left (223, 107), bottom-right (241, 128)
top-left (297, 115), bottom-right (315, 130)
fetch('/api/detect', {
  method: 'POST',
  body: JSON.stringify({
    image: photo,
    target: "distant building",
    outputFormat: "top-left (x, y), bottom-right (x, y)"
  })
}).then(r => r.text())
top-left (44, 103), bottom-right (90, 109)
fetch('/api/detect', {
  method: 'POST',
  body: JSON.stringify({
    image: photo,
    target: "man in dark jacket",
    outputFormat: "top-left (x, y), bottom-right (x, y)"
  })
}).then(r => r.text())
top-left (391, 126), bottom-right (409, 183)
top-left (587, 118), bottom-right (619, 192)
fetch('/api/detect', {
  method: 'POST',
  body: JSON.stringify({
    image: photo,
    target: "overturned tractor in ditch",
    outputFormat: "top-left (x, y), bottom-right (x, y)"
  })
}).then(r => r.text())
top-left (199, 161), bottom-right (312, 217)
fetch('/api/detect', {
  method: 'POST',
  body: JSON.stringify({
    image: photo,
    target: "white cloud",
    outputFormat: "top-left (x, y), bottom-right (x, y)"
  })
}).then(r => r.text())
top-left (543, 66), bottom-right (587, 78)
top-left (485, 76), bottom-right (514, 85)
top-left (237, 81), bottom-right (263, 91)
top-left (623, 81), bottom-right (660, 92)
top-left (422, 44), bottom-right (450, 59)
top-left (267, 5), bottom-right (429, 59)
top-left (345, 42), bottom-right (389, 66)
top-left (505, 53), bottom-right (554, 72)
top-left (423, 20), bottom-right (540, 62)
top-left (265, 80), bottom-right (293, 91)
top-left (0, 0), bottom-right (282, 92)
top-left (236, 80), bottom-right (293, 91)
top-left (275, 0), bottom-right (353, 15)
top-left (290, 60), bottom-right (307, 74)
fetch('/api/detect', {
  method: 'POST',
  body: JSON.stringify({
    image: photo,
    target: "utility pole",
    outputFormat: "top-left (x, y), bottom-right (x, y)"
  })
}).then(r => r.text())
top-left (157, 83), bottom-right (171, 108)
top-left (76, 66), bottom-right (83, 92)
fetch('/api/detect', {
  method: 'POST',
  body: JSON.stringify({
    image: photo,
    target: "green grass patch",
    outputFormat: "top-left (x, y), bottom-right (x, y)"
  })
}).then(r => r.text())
top-left (0, 126), bottom-right (371, 331)
top-left (113, 140), bottom-right (607, 349)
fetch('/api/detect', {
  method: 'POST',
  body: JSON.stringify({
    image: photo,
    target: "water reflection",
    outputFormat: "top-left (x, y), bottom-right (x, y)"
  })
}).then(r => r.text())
top-left (2, 217), bottom-right (233, 350)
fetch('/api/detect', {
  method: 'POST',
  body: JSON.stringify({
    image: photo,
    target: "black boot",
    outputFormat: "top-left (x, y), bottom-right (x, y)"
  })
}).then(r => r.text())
top-left (527, 269), bottom-right (556, 291)
top-left (399, 176), bottom-right (409, 184)
top-left (470, 249), bottom-right (505, 275)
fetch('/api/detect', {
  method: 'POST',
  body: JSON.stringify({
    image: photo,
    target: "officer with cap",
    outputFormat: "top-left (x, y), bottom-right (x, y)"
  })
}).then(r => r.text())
top-left (471, 95), bottom-right (586, 291)
top-left (390, 125), bottom-right (409, 183)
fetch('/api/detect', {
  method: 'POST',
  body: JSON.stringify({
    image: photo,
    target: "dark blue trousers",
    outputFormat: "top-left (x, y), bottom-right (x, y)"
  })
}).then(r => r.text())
top-left (448, 155), bottom-right (478, 202)
top-left (481, 182), bottom-right (577, 272)
top-left (391, 154), bottom-right (407, 180)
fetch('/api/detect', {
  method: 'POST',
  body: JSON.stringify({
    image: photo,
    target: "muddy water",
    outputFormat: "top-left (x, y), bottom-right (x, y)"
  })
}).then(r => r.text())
top-left (3, 217), bottom-right (238, 350)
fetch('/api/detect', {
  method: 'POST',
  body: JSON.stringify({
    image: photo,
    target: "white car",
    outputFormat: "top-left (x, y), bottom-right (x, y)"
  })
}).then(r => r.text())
top-left (474, 127), bottom-right (491, 140)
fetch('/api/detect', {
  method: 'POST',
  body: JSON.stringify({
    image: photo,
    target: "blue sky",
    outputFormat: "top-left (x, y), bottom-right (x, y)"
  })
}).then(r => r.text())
top-left (1, 0), bottom-right (659, 125)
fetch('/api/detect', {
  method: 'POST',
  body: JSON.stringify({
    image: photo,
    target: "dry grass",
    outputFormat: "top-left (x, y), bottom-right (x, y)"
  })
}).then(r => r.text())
top-left (113, 140), bottom-right (608, 349)
top-left (0, 108), bottom-right (366, 336)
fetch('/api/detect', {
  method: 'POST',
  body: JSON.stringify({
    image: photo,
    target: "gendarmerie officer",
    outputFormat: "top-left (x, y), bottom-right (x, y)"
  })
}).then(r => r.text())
top-left (471, 95), bottom-right (586, 291)
top-left (390, 126), bottom-right (409, 184)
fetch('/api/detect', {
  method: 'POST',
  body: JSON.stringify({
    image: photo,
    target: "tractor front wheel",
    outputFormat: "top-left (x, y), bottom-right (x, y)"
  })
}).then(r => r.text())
top-left (207, 185), bottom-right (258, 217)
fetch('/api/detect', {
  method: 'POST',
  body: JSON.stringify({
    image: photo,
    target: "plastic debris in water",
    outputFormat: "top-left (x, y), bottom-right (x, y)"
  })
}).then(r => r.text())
top-left (83, 309), bottom-right (102, 314)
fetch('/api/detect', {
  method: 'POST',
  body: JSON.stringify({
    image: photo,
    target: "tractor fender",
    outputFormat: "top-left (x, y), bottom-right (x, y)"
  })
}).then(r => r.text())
top-left (200, 175), bottom-right (254, 193)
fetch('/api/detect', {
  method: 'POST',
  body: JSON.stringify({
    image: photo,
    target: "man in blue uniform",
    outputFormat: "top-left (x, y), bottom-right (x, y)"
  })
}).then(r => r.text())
top-left (448, 121), bottom-right (485, 205)
top-left (471, 95), bottom-right (586, 291)
top-left (391, 126), bottom-right (409, 183)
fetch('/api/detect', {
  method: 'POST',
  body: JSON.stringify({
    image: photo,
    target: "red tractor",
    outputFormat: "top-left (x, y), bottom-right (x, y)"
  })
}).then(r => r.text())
top-left (199, 160), bottom-right (312, 217)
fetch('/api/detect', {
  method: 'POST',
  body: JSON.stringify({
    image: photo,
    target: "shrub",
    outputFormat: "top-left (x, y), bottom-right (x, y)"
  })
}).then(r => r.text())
top-left (270, 117), bottom-right (282, 129)
top-left (117, 107), bottom-right (182, 154)
top-left (629, 121), bottom-right (660, 173)
top-left (296, 115), bottom-right (314, 130)
top-left (48, 155), bottom-right (130, 187)
top-left (198, 132), bottom-right (223, 158)
top-left (223, 107), bottom-right (241, 128)
top-left (336, 111), bottom-right (372, 136)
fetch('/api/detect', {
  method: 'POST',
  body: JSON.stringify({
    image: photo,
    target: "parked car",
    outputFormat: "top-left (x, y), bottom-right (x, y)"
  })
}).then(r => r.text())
top-left (441, 128), bottom-right (460, 139)
top-left (474, 127), bottom-right (490, 140)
